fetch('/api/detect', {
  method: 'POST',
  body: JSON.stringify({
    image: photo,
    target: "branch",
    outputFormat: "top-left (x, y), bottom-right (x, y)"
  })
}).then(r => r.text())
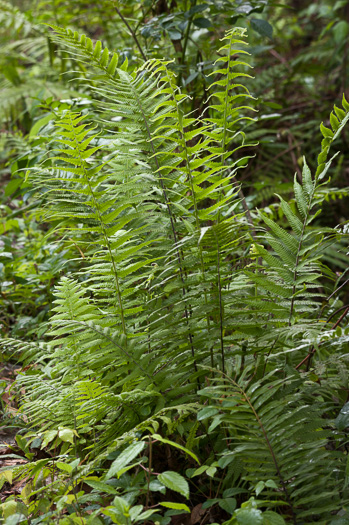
top-left (113, 1), bottom-right (147, 61)
top-left (295, 305), bottom-right (349, 370)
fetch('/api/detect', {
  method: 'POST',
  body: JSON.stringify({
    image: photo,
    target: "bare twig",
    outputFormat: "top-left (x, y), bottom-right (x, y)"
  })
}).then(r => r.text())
top-left (295, 306), bottom-right (349, 370)
top-left (287, 132), bottom-right (302, 181)
top-left (113, 1), bottom-right (147, 61)
top-left (231, 175), bottom-right (257, 240)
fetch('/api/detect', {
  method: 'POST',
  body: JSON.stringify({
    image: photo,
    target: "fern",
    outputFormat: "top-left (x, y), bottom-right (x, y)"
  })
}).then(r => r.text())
top-left (0, 2), bottom-right (70, 126)
top-left (199, 366), bottom-right (348, 523)
top-left (2, 20), bottom-right (349, 523)
top-left (4, 26), bottom-right (258, 453)
top-left (244, 97), bottom-right (349, 360)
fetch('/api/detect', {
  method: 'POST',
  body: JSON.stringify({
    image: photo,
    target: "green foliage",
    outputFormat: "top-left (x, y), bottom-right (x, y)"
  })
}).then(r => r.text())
top-left (199, 368), bottom-right (346, 522)
top-left (0, 1), bottom-right (349, 524)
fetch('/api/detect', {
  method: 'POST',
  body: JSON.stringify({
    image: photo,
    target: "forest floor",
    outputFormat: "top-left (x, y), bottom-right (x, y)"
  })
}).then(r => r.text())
top-left (0, 361), bottom-right (27, 501)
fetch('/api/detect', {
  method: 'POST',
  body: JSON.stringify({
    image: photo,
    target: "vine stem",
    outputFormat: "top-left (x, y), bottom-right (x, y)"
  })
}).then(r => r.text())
top-left (231, 174), bottom-right (257, 240)
top-left (113, 1), bottom-right (147, 61)
top-left (213, 229), bottom-right (225, 373)
top-left (295, 305), bottom-right (349, 370)
top-left (145, 436), bottom-right (153, 509)
top-left (178, 0), bottom-right (197, 86)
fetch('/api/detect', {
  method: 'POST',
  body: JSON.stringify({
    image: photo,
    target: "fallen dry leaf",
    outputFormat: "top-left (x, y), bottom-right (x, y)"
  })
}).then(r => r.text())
top-left (191, 503), bottom-right (205, 524)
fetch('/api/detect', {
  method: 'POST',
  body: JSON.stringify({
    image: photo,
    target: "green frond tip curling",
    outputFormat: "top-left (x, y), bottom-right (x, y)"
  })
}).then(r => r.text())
top-left (221, 26), bottom-right (249, 42)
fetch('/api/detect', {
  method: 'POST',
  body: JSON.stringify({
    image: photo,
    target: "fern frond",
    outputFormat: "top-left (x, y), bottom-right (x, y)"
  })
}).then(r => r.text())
top-left (47, 25), bottom-right (121, 79)
top-left (317, 94), bottom-right (349, 177)
top-left (245, 100), bottom-right (349, 351)
top-left (199, 369), bottom-right (348, 522)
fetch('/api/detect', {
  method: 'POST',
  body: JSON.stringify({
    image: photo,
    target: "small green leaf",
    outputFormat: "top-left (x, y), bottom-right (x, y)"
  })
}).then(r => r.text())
top-left (219, 498), bottom-right (236, 514)
top-left (16, 435), bottom-right (28, 452)
top-left (330, 112), bottom-right (340, 132)
top-left (152, 434), bottom-right (200, 463)
top-left (335, 402), bottom-right (349, 430)
top-left (107, 53), bottom-right (118, 75)
top-left (56, 462), bottom-right (73, 474)
top-left (4, 514), bottom-right (27, 525)
top-left (160, 502), bottom-right (190, 512)
top-left (202, 499), bottom-right (220, 509)
top-left (85, 480), bottom-right (118, 495)
top-left (69, 458), bottom-right (80, 471)
top-left (29, 114), bottom-right (52, 138)
top-left (5, 179), bottom-right (22, 197)
top-left (112, 495), bottom-right (129, 513)
top-left (41, 430), bottom-right (58, 449)
top-left (87, 516), bottom-right (104, 525)
top-left (58, 428), bottom-right (75, 444)
top-left (129, 505), bottom-right (143, 521)
top-left (114, 461), bottom-right (143, 478)
top-left (86, 37), bottom-right (93, 52)
top-left (149, 480), bottom-right (166, 493)
top-left (334, 104), bottom-right (346, 120)
top-left (168, 29), bottom-right (182, 40)
top-left (93, 40), bottom-right (102, 58)
top-left (197, 407), bottom-right (219, 421)
top-left (236, 508), bottom-right (263, 525)
top-left (193, 17), bottom-right (212, 28)
top-left (136, 509), bottom-right (157, 522)
top-left (255, 481), bottom-right (265, 496)
top-left (158, 471), bottom-right (190, 499)
top-left (0, 470), bottom-right (13, 485)
top-left (106, 441), bottom-right (145, 479)
top-left (0, 501), bottom-right (18, 519)
top-left (208, 415), bottom-right (224, 432)
top-left (191, 465), bottom-right (209, 477)
top-left (100, 47), bottom-right (109, 67)
top-left (334, 20), bottom-right (349, 45)
top-left (188, 4), bottom-right (209, 15)
top-left (320, 122), bottom-right (334, 138)
top-left (265, 479), bottom-right (278, 489)
top-left (30, 438), bottom-right (42, 449)
top-left (262, 511), bottom-right (286, 525)
top-left (236, 4), bottom-right (254, 14)
top-left (250, 19), bottom-right (273, 40)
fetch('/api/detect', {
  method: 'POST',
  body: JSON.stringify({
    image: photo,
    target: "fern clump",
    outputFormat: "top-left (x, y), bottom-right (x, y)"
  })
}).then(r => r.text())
top-left (1, 21), bottom-right (349, 525)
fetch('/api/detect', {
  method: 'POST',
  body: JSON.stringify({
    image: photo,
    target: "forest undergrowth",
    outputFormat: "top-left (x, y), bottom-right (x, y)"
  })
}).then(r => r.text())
top-left (0, 1), bottom-right (349, 524)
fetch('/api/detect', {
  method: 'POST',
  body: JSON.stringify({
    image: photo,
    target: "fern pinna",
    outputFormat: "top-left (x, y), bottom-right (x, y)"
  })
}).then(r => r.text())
top-left (2, 23), bottom-right (349, 523)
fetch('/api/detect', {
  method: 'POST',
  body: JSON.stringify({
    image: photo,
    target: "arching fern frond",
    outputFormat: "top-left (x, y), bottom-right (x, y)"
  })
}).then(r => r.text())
top-left (245, 100), bottom-right (349, 356)
top-left (47, 24), bottom-right (121, 79)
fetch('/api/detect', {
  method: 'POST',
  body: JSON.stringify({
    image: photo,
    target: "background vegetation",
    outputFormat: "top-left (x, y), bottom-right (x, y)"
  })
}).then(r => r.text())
top-left (0, 0), bottom-right (348, 524)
